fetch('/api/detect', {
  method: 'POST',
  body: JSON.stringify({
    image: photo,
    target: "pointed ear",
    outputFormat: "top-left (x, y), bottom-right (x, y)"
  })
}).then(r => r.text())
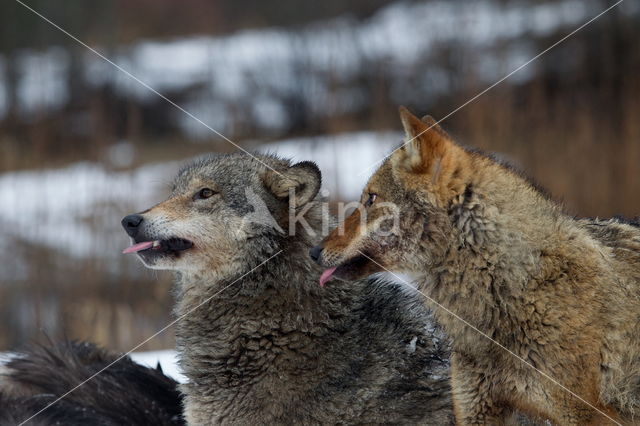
top-left (394, 106), bottom-right (455, 181)
top-left (420, 114), bottom-right (451, 140)
top-left (262, 161), bottom-right (321, 208)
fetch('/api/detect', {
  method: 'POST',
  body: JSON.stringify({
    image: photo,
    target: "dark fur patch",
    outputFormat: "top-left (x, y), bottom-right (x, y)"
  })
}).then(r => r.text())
top-left (580, 216), bottom-right (640, 229)
top-left (1, 341), bottom-right (184, 425)
top-left (462, 183), bottom-right (474, 204)
top-left (613, 215), bottom-right (640, 228)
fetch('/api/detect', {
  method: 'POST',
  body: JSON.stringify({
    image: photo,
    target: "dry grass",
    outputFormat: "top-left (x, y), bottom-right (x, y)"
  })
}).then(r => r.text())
top-left (453, 77), bottom-right (640, 218)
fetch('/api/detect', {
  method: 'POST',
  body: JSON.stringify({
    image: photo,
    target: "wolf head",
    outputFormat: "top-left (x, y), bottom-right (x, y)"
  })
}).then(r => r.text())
top-left (312, 106), bottom-right (547, 283)
top-left (122, 153), bottom-right (322, 279)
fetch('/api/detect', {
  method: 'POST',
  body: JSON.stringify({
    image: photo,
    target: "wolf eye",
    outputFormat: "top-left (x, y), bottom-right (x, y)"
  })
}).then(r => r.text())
top-left (364, 193), bottom-right (377, 207)
top-left (194, 188), bottom-right (216, 200)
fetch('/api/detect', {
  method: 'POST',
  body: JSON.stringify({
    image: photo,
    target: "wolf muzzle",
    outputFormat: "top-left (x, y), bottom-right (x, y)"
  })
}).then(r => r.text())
top-left (122, 214), bottom-right (144, 238)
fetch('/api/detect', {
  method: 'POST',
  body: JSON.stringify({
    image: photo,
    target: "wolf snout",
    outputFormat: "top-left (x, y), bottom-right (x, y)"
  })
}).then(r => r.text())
top-left (122, 214), bottom-right (144, 237)
top-left (309, 245), bottom-right (324, 263)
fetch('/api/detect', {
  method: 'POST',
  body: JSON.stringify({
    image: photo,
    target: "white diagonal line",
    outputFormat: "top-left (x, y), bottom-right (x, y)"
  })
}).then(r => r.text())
top-left (357, 0), bottom-right (625, 177)
top-left (19, 250), bottom-right (283, 425)
top-left (357, 251), bottom-right (621, 425)
top-left (13, 0), bottom-right (283, 177)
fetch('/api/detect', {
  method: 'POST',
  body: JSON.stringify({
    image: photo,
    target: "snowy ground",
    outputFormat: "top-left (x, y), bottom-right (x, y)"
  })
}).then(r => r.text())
top-left (129, 350), bottom-right (185, 383)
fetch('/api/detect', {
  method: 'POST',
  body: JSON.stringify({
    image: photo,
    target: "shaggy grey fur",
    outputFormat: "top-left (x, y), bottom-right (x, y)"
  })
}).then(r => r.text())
top-left (133, 153), bottom-right (453, 424)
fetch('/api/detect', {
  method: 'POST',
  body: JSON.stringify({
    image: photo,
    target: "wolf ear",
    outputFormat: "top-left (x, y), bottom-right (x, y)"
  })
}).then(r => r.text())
top-left (394, 106), bottom-right (457, 182)
top-left (262, 161), bottom-right (322, 208)
top-left (419, 114), bottom-right (451, 140)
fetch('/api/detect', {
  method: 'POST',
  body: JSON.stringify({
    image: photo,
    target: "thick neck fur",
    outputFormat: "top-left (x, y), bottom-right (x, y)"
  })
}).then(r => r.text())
top-left (420, 158), bottom-right (593, 352)
top-left (174, 199), bottom-right (350, 331)
top-left (173, 199), bottom-right (452, 424)
top-left (174, 201), bottom-right (351, 418)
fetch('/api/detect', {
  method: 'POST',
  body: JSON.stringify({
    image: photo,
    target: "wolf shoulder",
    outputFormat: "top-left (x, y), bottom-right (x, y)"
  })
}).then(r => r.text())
top-left (578, 217), bottom-right (640, 262)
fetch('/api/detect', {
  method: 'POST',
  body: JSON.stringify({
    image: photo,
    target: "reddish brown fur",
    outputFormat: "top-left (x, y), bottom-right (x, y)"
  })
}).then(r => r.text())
top-left (326, 207), bottom-right (363, 251)
top-left (317, 107), bottom-right (640, 425)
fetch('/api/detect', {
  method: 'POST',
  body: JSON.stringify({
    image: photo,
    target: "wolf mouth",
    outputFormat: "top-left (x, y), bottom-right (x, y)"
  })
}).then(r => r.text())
top-left (123, 237), bottom-right (194, 256)
top-left (319, 254), bottom-right (372, 286)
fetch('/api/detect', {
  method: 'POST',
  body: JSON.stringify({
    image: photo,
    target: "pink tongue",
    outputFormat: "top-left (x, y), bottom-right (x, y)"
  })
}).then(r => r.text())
top-left (319, 267), bottom-right (337, 287)
top-left (122, 241), bottom-right (154, 254)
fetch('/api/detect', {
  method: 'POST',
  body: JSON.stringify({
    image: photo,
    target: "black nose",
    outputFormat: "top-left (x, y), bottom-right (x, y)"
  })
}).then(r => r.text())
top-left (309, 245), bottom-right (324, 262)
top-left (122, 214), bottom-right (143, 237)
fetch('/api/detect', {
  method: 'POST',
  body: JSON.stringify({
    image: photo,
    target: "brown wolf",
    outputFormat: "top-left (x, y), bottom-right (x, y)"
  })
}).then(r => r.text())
top-left (312, 107), bottom-right (640, 425)
top-left (121, 153), bottom-right (453, 424)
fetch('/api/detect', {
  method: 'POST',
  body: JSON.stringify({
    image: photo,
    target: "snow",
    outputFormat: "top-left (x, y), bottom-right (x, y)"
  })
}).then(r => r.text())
top-left (129, 350), bottom-right (185, 383)
top-left (0, 161), bottom-right (180, 261)
top-left (406, 336), bottom-right (418, 354)
top-left (0, 352), bottom-right (14, 366)
top-left (259, 131), bottom-right (401, 200)
top-left (15, 47), bottom-right (69, 117)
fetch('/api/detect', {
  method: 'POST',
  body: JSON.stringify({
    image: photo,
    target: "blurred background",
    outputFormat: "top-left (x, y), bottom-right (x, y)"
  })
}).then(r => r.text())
top-left (0, 0), bottom-right (638, 352)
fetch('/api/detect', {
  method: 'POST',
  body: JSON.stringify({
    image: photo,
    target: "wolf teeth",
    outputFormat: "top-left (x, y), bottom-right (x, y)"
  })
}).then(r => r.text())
top-left (152, 240), bottom-right (161, 248)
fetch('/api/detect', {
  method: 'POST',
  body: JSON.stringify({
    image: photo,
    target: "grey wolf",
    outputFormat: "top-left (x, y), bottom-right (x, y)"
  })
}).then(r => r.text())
top-left (121, 153), bottom-right (453, 424)
top-left (313, 107), bottom-right (640, 424)
top-left (0, 341), bottom-right (184, 425)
